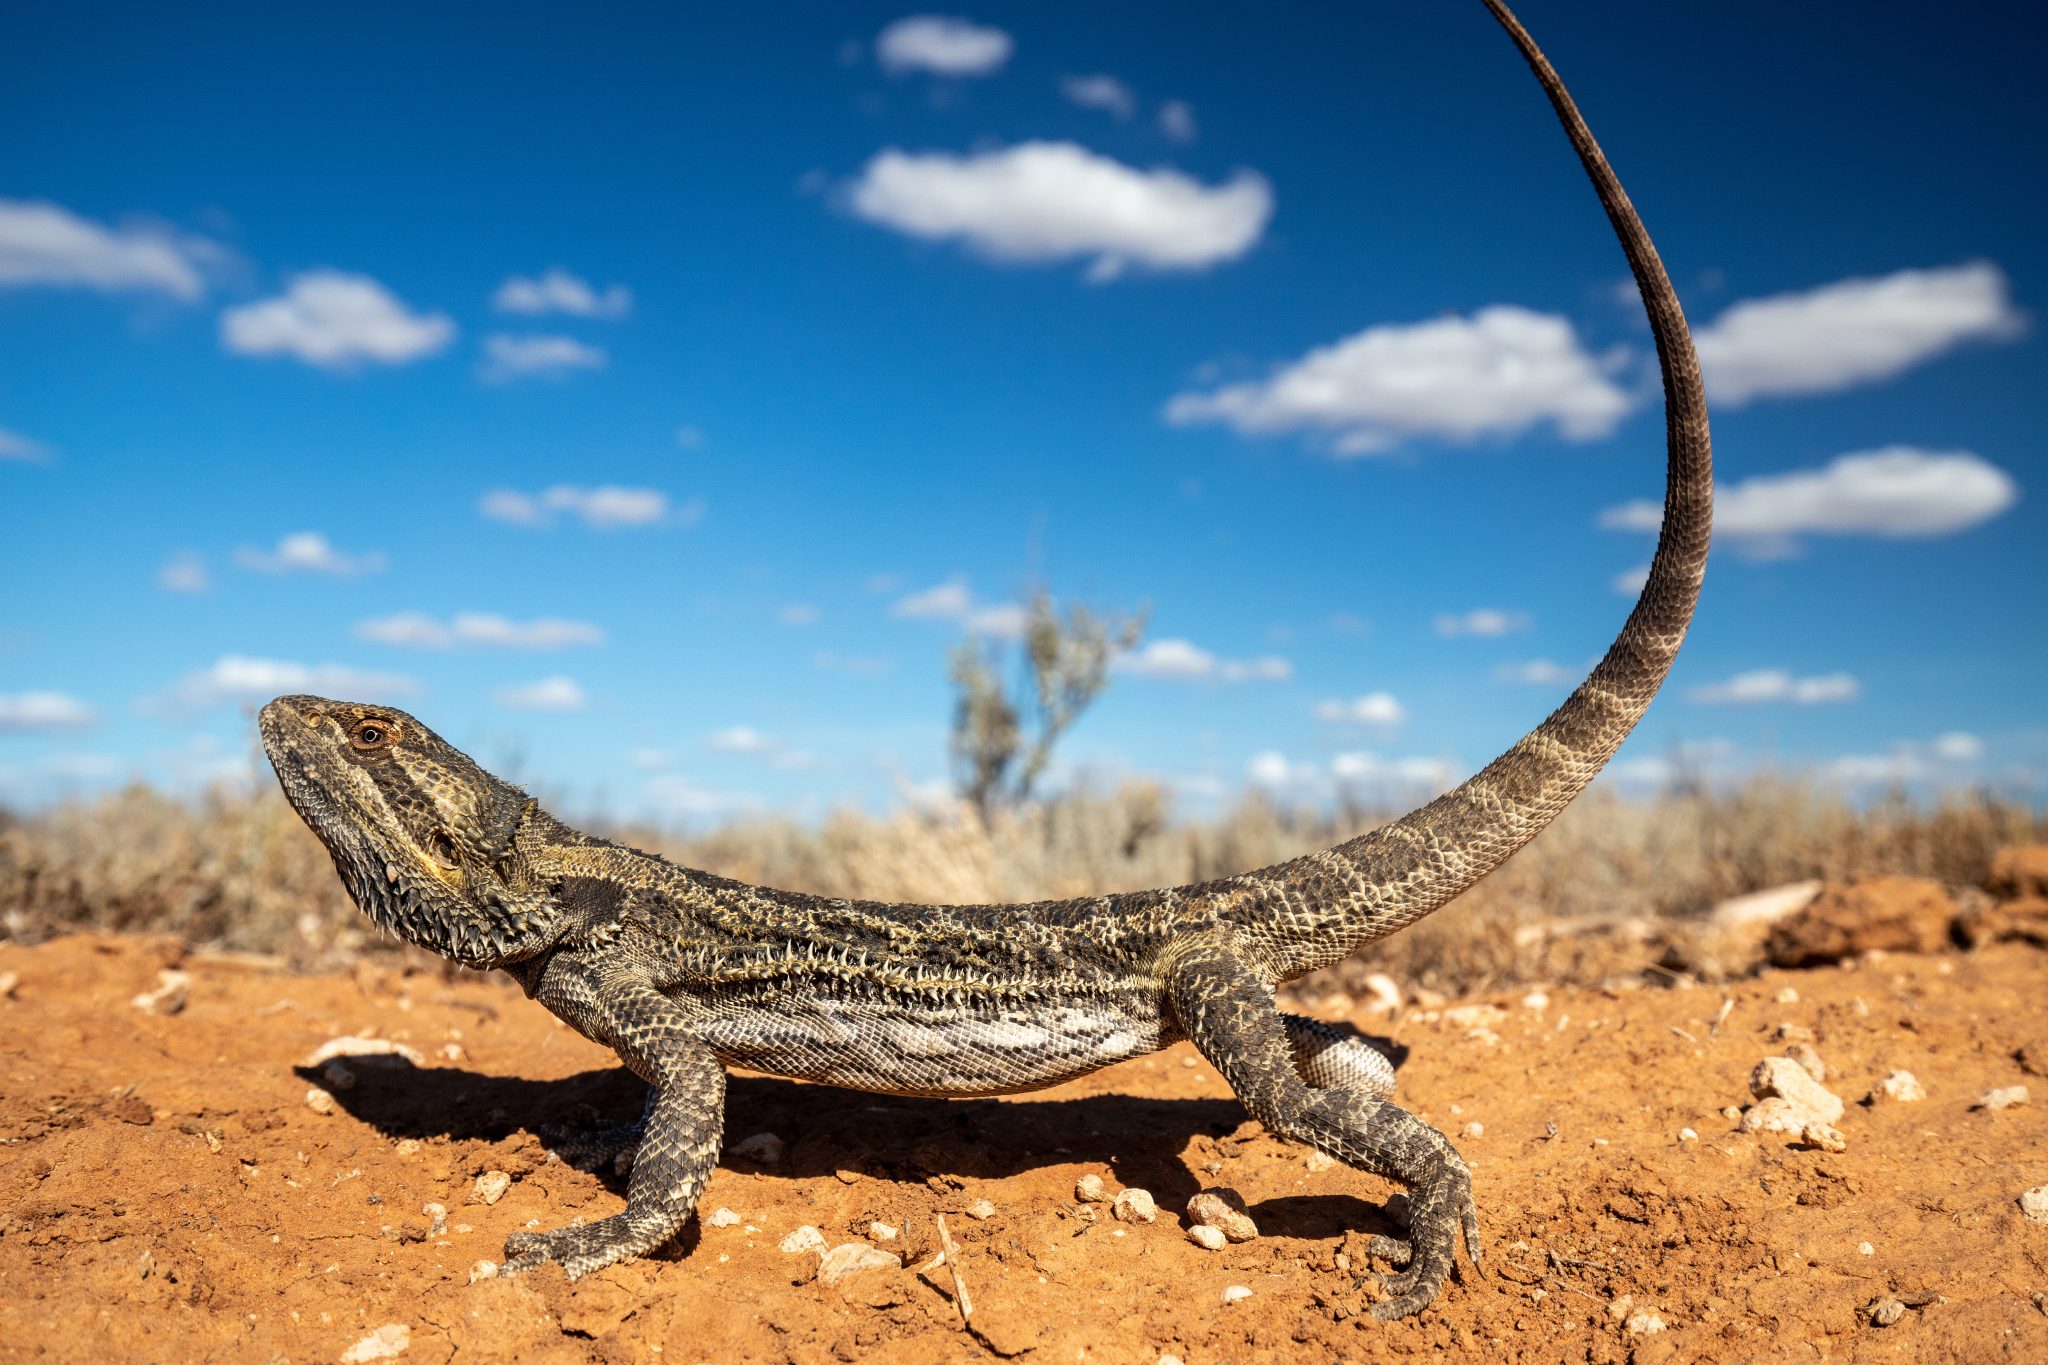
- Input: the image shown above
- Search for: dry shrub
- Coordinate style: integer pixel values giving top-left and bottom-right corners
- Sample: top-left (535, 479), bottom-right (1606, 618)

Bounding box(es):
top-left (2, 777), bottom-right (2038, 989)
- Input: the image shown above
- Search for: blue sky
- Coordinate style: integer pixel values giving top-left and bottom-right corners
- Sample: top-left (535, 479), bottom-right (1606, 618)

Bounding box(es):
top-left (3, 2), bottom-right (2043, 821)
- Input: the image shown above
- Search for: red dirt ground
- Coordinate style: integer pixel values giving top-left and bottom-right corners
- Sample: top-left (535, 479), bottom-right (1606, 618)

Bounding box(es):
top-left (1, 933), bottom-right (2044, 1363)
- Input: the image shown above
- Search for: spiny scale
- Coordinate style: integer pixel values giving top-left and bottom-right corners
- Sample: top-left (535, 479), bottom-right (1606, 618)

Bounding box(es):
top-left (258, 0), bottom-right (1708, 1321)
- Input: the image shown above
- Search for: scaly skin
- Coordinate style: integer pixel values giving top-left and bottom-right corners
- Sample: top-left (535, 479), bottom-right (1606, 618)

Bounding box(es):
top-left (258, 0), bottom-right (1709, 1319)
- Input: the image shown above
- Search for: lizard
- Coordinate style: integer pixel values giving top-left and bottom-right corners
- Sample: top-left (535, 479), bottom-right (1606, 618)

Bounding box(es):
top-left (258, 0), bottom-right (1709, 1320)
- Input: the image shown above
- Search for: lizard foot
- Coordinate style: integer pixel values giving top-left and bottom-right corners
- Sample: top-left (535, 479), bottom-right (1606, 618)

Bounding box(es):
top-left (502, 1212), bottom-right (657, 1280)
top-left (1367, 1154), bottom-right (1481, 1320)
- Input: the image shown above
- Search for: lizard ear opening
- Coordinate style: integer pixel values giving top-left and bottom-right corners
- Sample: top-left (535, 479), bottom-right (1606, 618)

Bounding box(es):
top-left (429, 830), bottom-right (460, 870)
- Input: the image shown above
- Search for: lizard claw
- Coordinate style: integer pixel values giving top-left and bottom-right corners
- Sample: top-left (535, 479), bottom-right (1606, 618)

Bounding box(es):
top-left (500, 1215), bottom-right (641, 1281)
top-left (1368, 1154), bottom-right (1481, 1320)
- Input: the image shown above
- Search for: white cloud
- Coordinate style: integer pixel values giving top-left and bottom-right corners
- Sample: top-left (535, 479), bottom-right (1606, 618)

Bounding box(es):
top-left (221, 270), bottom-right (454, 368)
top-left (1694, 263), bottom-right (2025, 405)
top-left (0, 426), bottom-right (52, 463)
top-left (1117, 638), bottom-right (1291, 683)
top-left (707, 725), bottom-right (813, 772)
top-left (1157, 100), bottom-right (1198, 143)
top-left (1494, 659), bottom-right (1578, 686)
top-left (646, 774), bottom-right (762, 818)
top-left (1600, 447), bottom-right (2019, 554)
top-left (1602, 738), bottom-right (1739, 789)
top-left (0, 691), bottom-right (98, 732)
top-left (778, 603), bottom-right (822, 626)
top-left (479, 485), bottom-right (698, 530)
top-left (889, 578), bottom-right (1026, 637)
top-left (1061, 74), bottom-right (1136, 120)
top-left (494, 675), bottom-right (587, 711)
top-left (1931, 731), bottom-right (1985, 762)
top-left (235, 531), bottom-right (386, 576)
top-left (628, 747), bottom-right (672, 771)
top-left (1249, 749), bottom-right (1457, 794)
top-left (355, 612), bottom-right (605, 649)
top-left (1817, 733), bottom-right (1987, 788)
top-left (154, 656), bottom-right (418, 710)
top-left (1166, 306), bottom-right (1630, 454)
top-left (491, 268), bottom-right (630, 319)
top-left (1688, 669), bottom-right (1860, 706)
top-left (1434, 608), bottom-right (1529, 638)
top-left (1314, 692), bottom-right (1407, 725)
top-left (1610, 563), bottom-right (1650, 596)
top-left (965, 603), bottom-right (1029, 638)
top-left (157, 552), bottom-right (209, 594)
top-left (479, 333), bottom-right (607, 383)
top-left (0, 198), bottom-right (212, 298)
top-left (874, 15), bottom-right (1012, 76)
top-left (847, 141), bottom-right (1272, 281)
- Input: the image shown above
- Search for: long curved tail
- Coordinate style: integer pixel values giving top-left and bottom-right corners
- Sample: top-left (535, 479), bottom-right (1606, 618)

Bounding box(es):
top-left (1225, 0), bottom-right (1712, 982)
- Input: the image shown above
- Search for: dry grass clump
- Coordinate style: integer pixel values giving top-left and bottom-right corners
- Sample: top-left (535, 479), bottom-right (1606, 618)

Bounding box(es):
top-left (2, 777), bottom-right (2039, 989)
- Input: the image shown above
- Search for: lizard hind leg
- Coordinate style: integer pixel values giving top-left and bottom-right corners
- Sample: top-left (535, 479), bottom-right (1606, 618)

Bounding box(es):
top-left (1169, 939), bottom-right (1480, 1320)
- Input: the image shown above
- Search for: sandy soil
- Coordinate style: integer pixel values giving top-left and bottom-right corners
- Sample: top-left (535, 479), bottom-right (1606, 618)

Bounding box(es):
top-left (1, 932), bottom-right (2044, 1364)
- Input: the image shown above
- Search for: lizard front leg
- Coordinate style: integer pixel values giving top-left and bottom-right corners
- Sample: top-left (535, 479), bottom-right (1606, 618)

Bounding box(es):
top-left (1170, 937), bottom-right (1479, 1320)
top-left (504, 969), bottom-right (725, 1279)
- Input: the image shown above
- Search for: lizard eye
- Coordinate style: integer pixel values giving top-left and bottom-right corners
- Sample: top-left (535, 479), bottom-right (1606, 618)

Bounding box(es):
top-left (350, 718), bottom-right (398, 751)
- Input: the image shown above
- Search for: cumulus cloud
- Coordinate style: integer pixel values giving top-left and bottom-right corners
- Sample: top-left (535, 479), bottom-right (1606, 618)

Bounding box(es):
top-left (0, 691), bottom-right (98, 732)
top-left (1248, 749), bottom-right (1458, 794)
top-left (494, 675), bottom-right (587, 711)
top-left (1434, 608), bottom-right (1529, 638)
top-left (1494, 659), bottom-right (1579, 686)
top-left (153, 656), bottom-right (418, 711)
top-left (1061, 73), bottom-right (1136, 120)
top-left (355, 612), bottom-right (605, 649)
top-left (157, 552), bottom-right (209, 594)
top-left (1688, 669), bottom-right (1860, 705)
top-left (1116, 638), bottom-right (1291, 682)
top-left (1314, 692), bottom-right (1407, 725)
top-left (889, 578), bottom-right (1026, 637)
top-left (1157, 100), bottom-right (1198, 143)
top-left (0, 198), bottom-right (214, 298)
top-left (478, 333), bottom-right (607, 383)
top-left (1820, 732), bottom-right (1989, 788)
top-left (491, 268), bottom-right (631, 319)
top-left (1166, 306), bottom-right (1630, 454)
top-left (221, 270), bottom-right (454, 368)
top-left (874, 15), bottom-right (1013, 76)
top-left (646, 774), bottom-right (762, 818)
top-left (0, 426), bottom-right (52, 463)
top-left (1600, 447), bottom-right (2019, 554)
top-left (479, 485), bottom-right (700, 530)
top-left (847, 141), bottom-right (1272, 281)
top-left (234, 531), bottom-right (386, 576)
top-left (707, 725), bottom-right (813, 772)
top-left (1610, 563), bottom-right (1650, 596)
top-left (1694, 263), bottom-right (2025, 405)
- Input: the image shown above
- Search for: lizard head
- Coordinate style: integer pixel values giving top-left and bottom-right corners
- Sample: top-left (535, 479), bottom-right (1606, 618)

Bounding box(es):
top-left (259, 694), bottom-right (564, 968)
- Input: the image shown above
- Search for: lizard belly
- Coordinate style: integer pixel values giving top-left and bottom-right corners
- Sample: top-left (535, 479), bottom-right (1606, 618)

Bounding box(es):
top-left (699, 994), bottom-right (1166, 1097)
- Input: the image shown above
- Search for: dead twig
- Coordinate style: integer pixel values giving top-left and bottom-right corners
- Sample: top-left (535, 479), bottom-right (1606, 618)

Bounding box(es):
top-left (935, 1213), bottom-right (973, 1324)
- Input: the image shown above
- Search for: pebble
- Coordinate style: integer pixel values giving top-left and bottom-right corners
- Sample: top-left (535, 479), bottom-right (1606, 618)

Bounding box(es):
top-left (868, 1221), bottom-right (898, 1242)
top-left (1187, 1190), bottom-right (1258, 1243)
top-left (1112, 1188), bottom-right (1158, 1224)
top-left (1521, 989), bottom-right (1550, 1011)
top-left (778, 1225), bottom-right (826, 1255)
top-left (1784, 1043), bottom-right (1827, 1084)
top-left (1677, 1128), bottom-right (1699, 1143)
top-left (1739, 1097), bottom-right (1814, 1135)
top-left (1075, 1173), bottom-right (1111, 1203)
top-left (1461, 1122), bottom-right (1485, 1139)
top-left (2020, 1186), bottom-right (2048, 1225)
top-left (339, 1324), bottom-right (411, 1363)
top-left (321, 1060), bottom-right (358, 1092)
top-left (1801, 1122), bottom-right (1847, 1153)
top-left (1978, 1085), bottom-right (2030, 1111)
top-left (1160, 1356), bottom-right (1186, 1365)
top-left (964, 1199), bottom-right (997, 1221)
top-left (1625, 1309), bottom-right (1666, 1335)
top-left (816, 1242), bottom-right (901, 1286)
top-left (1775, 987), bottom-right (1800, 1004)
top-left (473, 1171), bottom-right (511, 1206)
top-left (0, 970), bottom-right (18, 999)
top-left (1772, 1022), bottom-right (1815, 1043)
top-left (1749, 1056), bottom-right (1845, 1124)
top-left (706, 1207), bottom-right (741, 1228)
top-left (1187, 1224), bottom-right (1228, 1251)
top-left (468, 1260), bottom-right (498, 1283)
top-left (304, 1087), bottom-right (335, 1116)
top-left (1220, 1285), bottom-right (1253, 1305)
top-left (1305, 1149), bottom-right (1337, 1173)
top-left (1869, 1297), bottom-right (1907, 1328)
top-left (1873, 1071), bottom-right (1925, 1103)
top-left (1362, 973), bottom-right (1402, 1014)
top-left (131, 969), bottom-right (192, 1017)
top-left (730, 1132), bottom-right (786, 1165)
top-left (1858, 1242), bottom-right (1875, 1256)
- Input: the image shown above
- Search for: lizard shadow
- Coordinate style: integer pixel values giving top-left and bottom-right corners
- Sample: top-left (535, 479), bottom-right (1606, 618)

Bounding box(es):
top-left (300, 1041), bottom-right (1408, 1246)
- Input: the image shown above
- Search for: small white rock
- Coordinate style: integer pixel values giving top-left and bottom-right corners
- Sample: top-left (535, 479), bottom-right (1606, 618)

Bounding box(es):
top-left (1461, 1121), bottom-right (1485, 1139)
top-left (1784, 1042), bottom-right (1827, 1084)
top-left (1625, 1309), bottom-right (1666, 1336)
top-left (1521, 989), bottom-right (1550, 1011)
top-left (1750, 1056), bottom-right (1845, 1124)
top-left (1775, 987), bottom-right (1800, 1004)
top-left (1739, 1097), bottom-right (1812, 1135)
top-left (964, 1198), bottom-right (997, 1221)
top-left (1075, 1173), bottom-right (1111, 1203)
top-left (730, 1131), bottom-right (786, 1164)
top-left (779, 1225), bottom-right (825, 1254)
top-left (1677, 1128), bottom-right (1699, 1143)
top-left (1801, 1122), bottom-right (1847, 1153)
top-left (706, 1207), bottom-right (740, 1228)
top-left (2020, 1185), bottom-right (2048, 1225)
top-left (1187, 1224), bottom-right (1228, 1251)
top-left (1606, 1294), bottom-right (1634, 1320)
top-left (816, 1241), bottom-right (902, 1286)
top-left (339, 1323), bottom-right (411, 1363)
top-left (1305, 1149), bottom-right (1337, 1173)
top-left (1186, 1190), bottom-right (1258, 1243)
top-left (473, 1171), bottom-right (511, 1206)
top-left (1870, 1297), bottom-right (1907, 1328)
top-left (304, 1087), bottom-right (335, 1116)
top-left (868, 1220), bottom-right (898, 1241)
top-left (130, 969), bottom-right (192, 1017)
top-left (1220, 1285), bottom-right (1253, 1305)
top-left (1362, 973), bottom-right (1402, 1014)
top-left (1979, 1085), bottom-right (2030, 1111)
top-left (1159, 1356), bottom-right (1186, 1365)
top-left (468, 1260), bottom-right (498, 1283)
top-left (1858, 1242), bottom-right (1875, 1256)
top-left (1873, 1071), bottom-right (1926, 1103)
top-left (1112, 1188), bottom-right (1158, 1224)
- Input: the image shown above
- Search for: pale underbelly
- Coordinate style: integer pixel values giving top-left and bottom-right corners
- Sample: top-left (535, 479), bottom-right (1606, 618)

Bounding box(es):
top-left (698, 996), bottom-right (1170, 1097)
